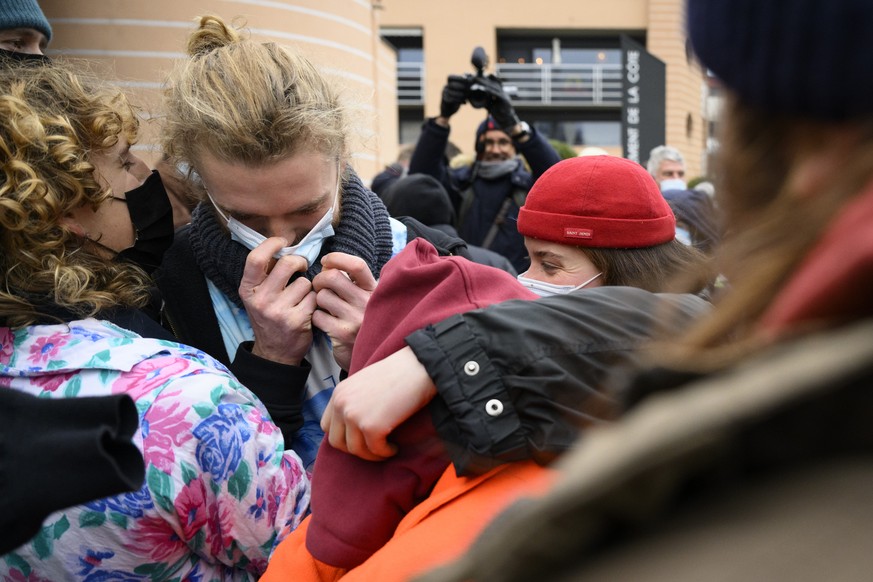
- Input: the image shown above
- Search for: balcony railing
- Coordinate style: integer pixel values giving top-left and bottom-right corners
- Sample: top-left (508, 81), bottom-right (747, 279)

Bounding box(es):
top-left (496, 63), bottom-right (623, 106)
top-left (397, 62), bottom-right (425, 105)
top-left (396, 62), bottom-right (623, 107)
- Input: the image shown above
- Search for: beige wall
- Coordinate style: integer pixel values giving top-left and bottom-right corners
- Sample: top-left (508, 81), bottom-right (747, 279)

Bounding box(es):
top-left (39, 0), bottom-right (705, 181)
top-left (378, 0), bottom-right (707, 178)
top-left (41, 0), bottom-right (395, 181)
top-left (646, 0), bottom-right (707, 179)
top-left (374, 36), bottom-right (401, 167)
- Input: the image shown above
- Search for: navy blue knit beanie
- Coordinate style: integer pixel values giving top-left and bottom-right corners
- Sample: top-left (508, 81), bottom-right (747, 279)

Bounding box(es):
top-left (475, 115), bottom-right (501, 148)
top-left (687, 0), bottom-right (873, 120)
top-left (0, 0), bottom-right (51, 42)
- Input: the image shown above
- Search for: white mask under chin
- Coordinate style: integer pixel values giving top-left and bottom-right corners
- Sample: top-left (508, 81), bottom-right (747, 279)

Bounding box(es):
top-left (207, 191), bottom-right (336, 266)
top-left (516, 272), bottom-right (603, 297)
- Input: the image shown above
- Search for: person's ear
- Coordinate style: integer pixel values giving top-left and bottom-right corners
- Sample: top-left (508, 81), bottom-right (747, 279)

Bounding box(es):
top-left (59, 213), bottom-right (87, 237)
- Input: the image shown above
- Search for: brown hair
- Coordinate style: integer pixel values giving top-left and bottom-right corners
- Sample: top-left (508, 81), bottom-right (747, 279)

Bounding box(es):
top-left (583, 239), bottom-right (711, 294)
top-left (662, 95), bottom-right (873, 369)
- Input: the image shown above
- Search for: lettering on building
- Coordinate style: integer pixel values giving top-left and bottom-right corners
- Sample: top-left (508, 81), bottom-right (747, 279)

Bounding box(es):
top-left (626, 128), bottom-right (639, 162)
top-left (624, 50), bottom-right (641, 162)
top-left (620, 36), bottom-right (665, 167)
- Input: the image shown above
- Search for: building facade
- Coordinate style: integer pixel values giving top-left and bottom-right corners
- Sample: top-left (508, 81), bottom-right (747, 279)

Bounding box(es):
top-left (40, 0), bottom-right (397, 181)
top-left (40, 0), bottom-right (707, 182)
top-left (379, 0), bottom-right (708, 179)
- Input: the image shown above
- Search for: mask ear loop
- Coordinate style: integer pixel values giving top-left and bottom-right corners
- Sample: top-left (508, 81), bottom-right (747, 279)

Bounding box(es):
top-left (287, 169), bottom-right (341, 253)
top-left (205, 191), bottom-right (231, 223)
top-left (573, 271), bottom-right (603, 290)
top-left (80, 231), bottom-right (122, 260)
top-left (333, 161), bottom-right (342, 210)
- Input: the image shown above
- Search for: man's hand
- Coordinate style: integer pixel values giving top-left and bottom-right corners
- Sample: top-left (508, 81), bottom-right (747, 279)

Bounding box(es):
top-left (239, 237), bottom-right (316, 366)
top-left (479, 74), bottom-right (521, 131)
top-left (439, 74), bottom-right (469, 122)
top-left (320, 347), bottom-right (438, 460)
top-left (311, 252), bottom-right (377, 371)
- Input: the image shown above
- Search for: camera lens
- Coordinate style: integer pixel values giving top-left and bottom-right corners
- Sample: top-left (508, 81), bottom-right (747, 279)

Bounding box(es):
top-left (469, 90), bottom-right (487, 108)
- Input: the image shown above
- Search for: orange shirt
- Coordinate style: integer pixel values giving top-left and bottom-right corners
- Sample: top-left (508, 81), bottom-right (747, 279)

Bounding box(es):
top-left (260, 460), bottom-right (556, 582)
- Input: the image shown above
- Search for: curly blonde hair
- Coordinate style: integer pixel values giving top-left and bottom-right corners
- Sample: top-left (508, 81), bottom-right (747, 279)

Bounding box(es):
top-left (162, 14), bottom-right (348, 193)
top-left (0, 63), bottom-right (151, 328)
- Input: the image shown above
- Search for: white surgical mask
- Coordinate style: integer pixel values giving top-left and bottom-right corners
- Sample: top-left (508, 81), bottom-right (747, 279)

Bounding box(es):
top-left (516, 271), bottom-right (603, 297)
top-left (675, 226), bottom-right (692, 246)
top-left (659, 178), bottom-right (687, 192)
top-left (207, 170), bottom-right (340, 265)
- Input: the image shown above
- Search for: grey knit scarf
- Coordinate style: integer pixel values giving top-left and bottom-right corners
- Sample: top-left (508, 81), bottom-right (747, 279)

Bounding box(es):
top-left (188, 169), bottom-right (394, 310)
top-left (475, 158), bottom-right (522, 181)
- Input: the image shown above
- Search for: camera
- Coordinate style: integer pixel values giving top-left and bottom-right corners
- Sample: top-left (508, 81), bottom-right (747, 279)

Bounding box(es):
top-left (465, 46), bottom-right (491, 109)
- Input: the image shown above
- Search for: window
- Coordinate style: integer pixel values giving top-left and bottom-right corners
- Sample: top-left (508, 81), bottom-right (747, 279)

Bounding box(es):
top-left (382, 29), bottom-right (425, 106)
top-left (399, 108), bottom-right (424, 145)
top-left (533, 119), bottom-right (622, 147)
top-left (560, 48), bottom-right (621, 66)
top-left (497, 33), bottom-right (643, 65)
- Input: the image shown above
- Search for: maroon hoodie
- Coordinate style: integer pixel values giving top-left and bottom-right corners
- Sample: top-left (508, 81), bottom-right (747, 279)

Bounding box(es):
top-left (306, 238), bottom-right (537, 568)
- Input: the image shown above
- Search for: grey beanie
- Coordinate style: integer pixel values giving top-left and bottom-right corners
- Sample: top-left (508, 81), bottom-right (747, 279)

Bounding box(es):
top-left (0, 0), bottom-right (52, 42)
top-left (687, 0), bottom-right (873, 121)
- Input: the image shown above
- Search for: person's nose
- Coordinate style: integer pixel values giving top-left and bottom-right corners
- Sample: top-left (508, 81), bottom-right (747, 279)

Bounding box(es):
top-left (24, 40), bottom-right (43, 54)
top-left (129, 154), bottom-right (152, 184)
top-left (263, 219), bottom-right (304, 245)
top-left (522, 263), bottom-right (545, 279)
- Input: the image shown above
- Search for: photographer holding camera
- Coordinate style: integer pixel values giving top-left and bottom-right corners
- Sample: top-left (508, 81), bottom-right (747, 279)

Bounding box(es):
top-left (408, 51), bottom-right (561, 272)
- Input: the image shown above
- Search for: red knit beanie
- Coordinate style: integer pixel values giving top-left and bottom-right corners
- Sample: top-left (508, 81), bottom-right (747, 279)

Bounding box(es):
top-left (517, 156), bottom-right (676, 248)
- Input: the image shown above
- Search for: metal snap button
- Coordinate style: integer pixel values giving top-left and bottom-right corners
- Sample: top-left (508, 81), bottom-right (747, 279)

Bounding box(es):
top-left (485, 399), bottom-right (504, 416)
top-left (464, 361), bottom-right (480, 376)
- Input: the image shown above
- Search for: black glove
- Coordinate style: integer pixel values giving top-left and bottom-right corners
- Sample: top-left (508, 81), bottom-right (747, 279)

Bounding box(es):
top-left (477, 74), bottom-right (521, 130)
top-left (440, 75), bottom-right (468, 120)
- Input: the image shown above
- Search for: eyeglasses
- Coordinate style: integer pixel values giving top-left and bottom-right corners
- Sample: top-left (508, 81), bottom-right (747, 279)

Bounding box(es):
top-left (481, 138), bottom-right (513, 149)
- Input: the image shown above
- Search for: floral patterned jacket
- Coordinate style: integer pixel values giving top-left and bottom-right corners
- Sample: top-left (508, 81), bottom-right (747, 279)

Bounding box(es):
top-left (0, 319), bottom-right (310, 582)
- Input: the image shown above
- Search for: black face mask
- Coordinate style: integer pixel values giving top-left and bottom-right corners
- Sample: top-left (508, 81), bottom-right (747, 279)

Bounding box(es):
top-left (0, 49), bottom-right (50, 66)
top-left (115, 170), bottom-right (175, 273)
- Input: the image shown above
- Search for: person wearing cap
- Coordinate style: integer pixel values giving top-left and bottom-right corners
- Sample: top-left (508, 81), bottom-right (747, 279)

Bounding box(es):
top-left (408, 71), bottom-right (561, 273)
top-left (0, 0), bottom-right (51, 60)
top-left (391, 0), bottom-right (873, 579)
top-left (370, 143), bottom-right (416, 199)
top-left (515, 155), bottom-right (706, 297)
